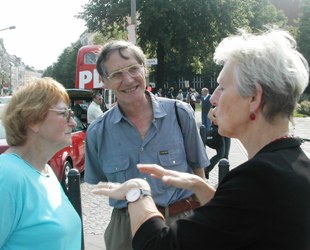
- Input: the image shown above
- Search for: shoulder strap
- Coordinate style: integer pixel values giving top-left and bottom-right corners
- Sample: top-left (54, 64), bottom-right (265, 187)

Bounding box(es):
top-left (175, 101), bottom-right (182, 133)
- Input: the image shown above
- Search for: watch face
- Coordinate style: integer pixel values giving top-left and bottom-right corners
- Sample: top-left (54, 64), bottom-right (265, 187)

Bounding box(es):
top-left (126, 188), bottom-right (141, 202)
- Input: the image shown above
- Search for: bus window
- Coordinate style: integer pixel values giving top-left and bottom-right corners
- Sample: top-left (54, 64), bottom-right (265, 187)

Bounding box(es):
top-left (84, 53), bottom-right (97, 64)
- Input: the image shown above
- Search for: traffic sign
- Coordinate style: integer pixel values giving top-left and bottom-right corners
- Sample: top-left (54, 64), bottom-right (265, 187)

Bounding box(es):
top-left (146, 58), bottom-right (158, 65)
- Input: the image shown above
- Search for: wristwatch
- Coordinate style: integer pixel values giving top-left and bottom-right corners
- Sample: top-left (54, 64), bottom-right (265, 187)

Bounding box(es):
top-left (125, 188), bottom-right (151, 203)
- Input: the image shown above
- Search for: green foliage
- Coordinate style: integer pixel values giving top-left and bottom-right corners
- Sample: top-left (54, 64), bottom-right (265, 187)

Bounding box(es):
top-left (297, 100), bottom-right (310, 116)
top-left (43, 42), bottom-right (82, 88)
top-left (297, 0), bottom-right (310, 75)
top-left (299, 93), bottom-right (310, 102)
top-left (76, 0), bottom-right (287, 88)
top-left (92, 24), bottom-right (128, 44)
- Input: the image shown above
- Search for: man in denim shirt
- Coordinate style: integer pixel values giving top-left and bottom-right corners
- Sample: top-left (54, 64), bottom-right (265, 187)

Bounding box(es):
top-left (85, 40), bottom-right (209, 250)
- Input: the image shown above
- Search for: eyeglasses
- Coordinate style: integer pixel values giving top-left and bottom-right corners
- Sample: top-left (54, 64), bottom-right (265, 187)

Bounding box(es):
top-left (49, 108), bottom-right (75, 122)
top-left (105, 64), bottom-right (144, 84)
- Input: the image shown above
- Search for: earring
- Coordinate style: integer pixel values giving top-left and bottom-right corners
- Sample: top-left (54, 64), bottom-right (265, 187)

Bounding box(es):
top-left (250, 113), bottom-right (256, 121)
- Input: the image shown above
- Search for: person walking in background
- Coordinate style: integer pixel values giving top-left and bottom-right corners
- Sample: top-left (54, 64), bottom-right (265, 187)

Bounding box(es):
top-left (154, 87), bottom-right (162, 97)
top-left (187, 88), bottom-right (197, 111)
top-left (166, 87), bottom-right (174, 99)
top-left (91, 28), bottom-right (310, 250)
top-left (0, 77), bottom-right (82, 249)
top-left (176, 89), bottom-right (183, 101)
top-left (201, 87), bottom-right (212, 131)
top-left (87, 91), bottom-right (103, 124)
top-left (84, 40), bottom-right (209, 250)
top-left (204, 107), bottom-right (230, 179)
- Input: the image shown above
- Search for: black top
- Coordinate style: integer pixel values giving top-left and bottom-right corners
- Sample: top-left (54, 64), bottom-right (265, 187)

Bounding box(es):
top-left (133, 138), bottom-right (310, 250)
top-left (201, 94), bottom-right (211, 114)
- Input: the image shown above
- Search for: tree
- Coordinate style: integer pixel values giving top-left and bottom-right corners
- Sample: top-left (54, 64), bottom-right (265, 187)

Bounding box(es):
top-left (297, 0), bottom-right (310, 63)
top-left (78, 0), bottom-right (287, 89)
top-left (0, 39), bottom-right (10, 89)
top-left (296, 0), bottom-right (310, 94)
top-left (43, 42), bottom-right (82, 88)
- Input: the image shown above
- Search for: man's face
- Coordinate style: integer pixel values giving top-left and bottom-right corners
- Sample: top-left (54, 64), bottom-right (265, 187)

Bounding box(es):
top-left (94, 95), bottom-right (103, 105)
top-left (103, 49), bottom-right (146, 105)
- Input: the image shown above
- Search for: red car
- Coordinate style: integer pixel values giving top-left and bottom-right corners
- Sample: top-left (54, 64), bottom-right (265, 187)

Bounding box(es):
top-left (48, 115), bottom-right (87, 187)
top-left (0, 105), bottom-right (7, 154)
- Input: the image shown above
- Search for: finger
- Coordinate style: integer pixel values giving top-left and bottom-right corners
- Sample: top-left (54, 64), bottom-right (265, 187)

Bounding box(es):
top-left (92, 187), bottom-right (126, 200)
top-left (137, 164), bottom-right (166, 176)
top-left (92, 188), bottom-right (109, 195)
top-left (96, 182), bottom-right (120, 190)
top-left (162, 175), bottom-right (191, 189)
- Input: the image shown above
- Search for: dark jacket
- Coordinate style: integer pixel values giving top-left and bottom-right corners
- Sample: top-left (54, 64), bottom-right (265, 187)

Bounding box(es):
top-left (201, 94), bottom-right (211, 114)
top-left (133, 138), bottom-right (310, 250)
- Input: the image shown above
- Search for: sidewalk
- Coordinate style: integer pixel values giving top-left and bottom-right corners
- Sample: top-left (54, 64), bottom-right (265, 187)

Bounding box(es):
top-left (82, 113), bottom-right (310, 250)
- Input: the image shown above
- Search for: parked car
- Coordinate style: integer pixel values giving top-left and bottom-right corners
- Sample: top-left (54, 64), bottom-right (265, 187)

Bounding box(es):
top-left (67, 88), bottom-right (93, 123)
top-left (0, 127), bottom-right (6, 153)
top-left (0, 104), bottom-right (7, 154)
top-left (48, 115), bottom-right (87, 188)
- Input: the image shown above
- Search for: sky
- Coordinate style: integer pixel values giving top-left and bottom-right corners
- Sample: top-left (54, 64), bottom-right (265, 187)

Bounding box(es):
top-left (0, 0), bottom-right (89, 70)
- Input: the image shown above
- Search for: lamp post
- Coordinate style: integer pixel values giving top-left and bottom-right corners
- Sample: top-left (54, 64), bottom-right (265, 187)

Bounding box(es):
top-left (0, 26), bottom-right (16, 32)
top-left (128, 0), bottom-right (136, 44)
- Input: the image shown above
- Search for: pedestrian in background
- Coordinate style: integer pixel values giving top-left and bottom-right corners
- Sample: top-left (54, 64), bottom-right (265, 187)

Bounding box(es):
top-left (204, 107), bottom-right (230, 179)
top-left (87, 91), bottom-right (104, 124)
top-left (0, 77), bottom-right (82, 249)
top-left (85, 40), bottom-right (209, 250)
top-left (166, 87), bottom-right (174, 99)
top-left (176, 89), bottom-right (183, 101)
top-left (154, 87), bottom-right (162, 97)
top-left (92, 28), bottom-right (310, 250)
top-left (200, 87), bottom-right (212, 131)
top-left (187, 88), bottom-right (197, 111)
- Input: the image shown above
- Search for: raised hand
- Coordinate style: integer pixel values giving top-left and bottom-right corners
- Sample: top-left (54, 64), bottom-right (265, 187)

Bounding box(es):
top-left (137, 164), bottom-right (202, 191)
top-left (137, 164), bottom-right (215, 205)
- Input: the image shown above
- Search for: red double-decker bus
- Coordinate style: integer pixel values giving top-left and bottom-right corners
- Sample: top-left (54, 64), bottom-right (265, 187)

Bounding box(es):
top-left (75, 45), bottom-right (115, 109)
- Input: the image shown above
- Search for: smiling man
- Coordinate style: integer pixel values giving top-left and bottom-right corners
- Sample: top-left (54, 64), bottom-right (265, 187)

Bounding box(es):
top-left (84, 40), bottom-right (209, 250)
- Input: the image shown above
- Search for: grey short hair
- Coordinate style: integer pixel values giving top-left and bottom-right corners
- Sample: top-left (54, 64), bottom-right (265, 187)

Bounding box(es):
top-left (96, 40), bottom-right (147, 79)
top-left (213, 28), bottom-right (309, 121)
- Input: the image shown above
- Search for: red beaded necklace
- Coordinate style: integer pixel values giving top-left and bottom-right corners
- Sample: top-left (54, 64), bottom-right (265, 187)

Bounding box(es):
top-left (272, 135), bottom-right (292, 142)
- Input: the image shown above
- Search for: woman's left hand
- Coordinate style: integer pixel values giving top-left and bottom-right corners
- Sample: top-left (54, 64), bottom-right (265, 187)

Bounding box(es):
top-left (137, 164), bottom-right (216, 205)
top-left (137, 164), bottom-right (201, 191)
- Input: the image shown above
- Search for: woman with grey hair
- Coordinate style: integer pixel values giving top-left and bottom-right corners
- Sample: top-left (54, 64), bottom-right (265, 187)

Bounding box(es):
top-left (92, 29), bottom-right (310, 249)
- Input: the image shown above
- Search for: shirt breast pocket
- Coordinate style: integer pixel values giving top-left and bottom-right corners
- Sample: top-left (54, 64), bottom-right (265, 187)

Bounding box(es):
top-left (157, 147), bottom-right (185, 170)
top-left (103, 156), bottom-right (134, 183)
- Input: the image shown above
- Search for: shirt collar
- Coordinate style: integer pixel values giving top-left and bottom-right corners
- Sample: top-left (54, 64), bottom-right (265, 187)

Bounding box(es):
top-left (109, 91), bottom-right (167, 124)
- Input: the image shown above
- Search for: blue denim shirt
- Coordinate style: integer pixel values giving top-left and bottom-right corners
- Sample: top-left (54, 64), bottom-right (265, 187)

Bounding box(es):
top-left (85, 93), bottom-right (209, 208)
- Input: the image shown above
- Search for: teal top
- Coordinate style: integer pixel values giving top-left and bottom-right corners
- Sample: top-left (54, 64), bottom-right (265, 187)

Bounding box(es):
top-left (0, 154), bottom-right (82, 250)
